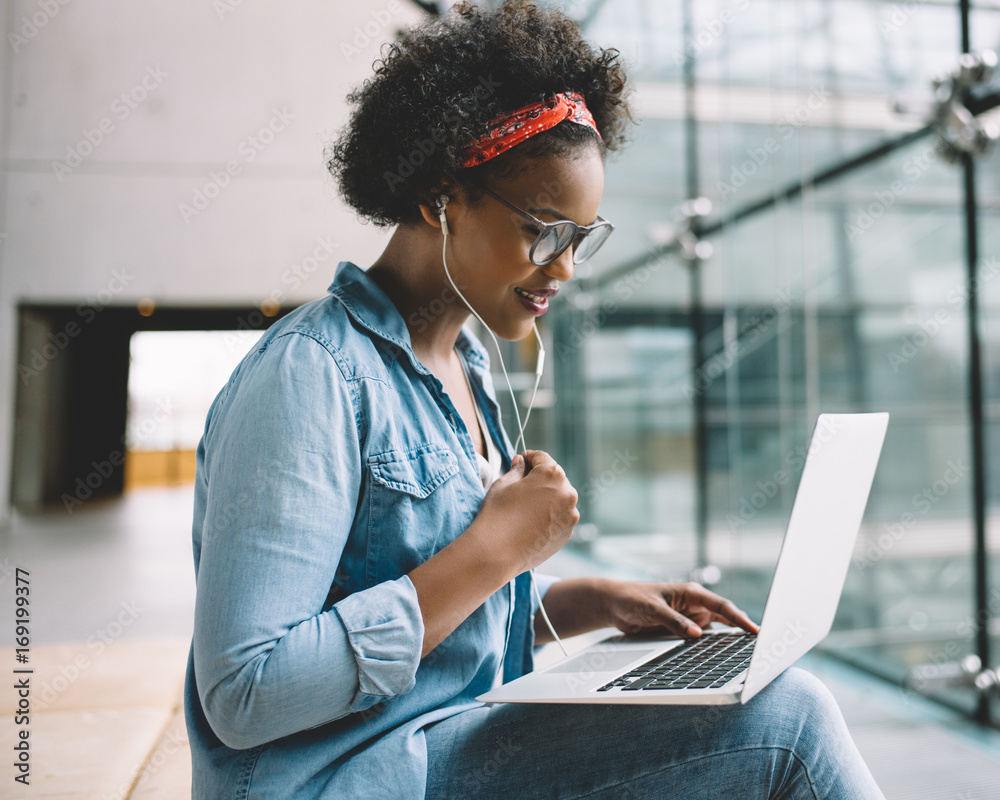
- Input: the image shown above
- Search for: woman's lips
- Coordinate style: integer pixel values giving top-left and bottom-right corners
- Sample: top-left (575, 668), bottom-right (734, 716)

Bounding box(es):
top-left (515, 287), bottom-right (551, 315)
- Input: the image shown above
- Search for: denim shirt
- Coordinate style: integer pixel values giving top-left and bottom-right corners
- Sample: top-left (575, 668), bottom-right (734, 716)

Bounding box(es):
top-left (184, 261), bottom-right (561, 799)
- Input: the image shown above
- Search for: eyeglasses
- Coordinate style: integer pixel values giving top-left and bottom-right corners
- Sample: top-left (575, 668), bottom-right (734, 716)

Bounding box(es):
top-left (476, 184), bottom-right (615, 267)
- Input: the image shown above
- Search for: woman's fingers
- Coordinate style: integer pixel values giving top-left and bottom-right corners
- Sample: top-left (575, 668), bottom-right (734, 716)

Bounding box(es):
top-left (619, 595), bottom-right (702, 638)
top-left (668, 609), bottom-right (703, 637)
top-left (608, 580), bottom-right (759, 639)
top-left (675, 583), bottom-right (759, 634)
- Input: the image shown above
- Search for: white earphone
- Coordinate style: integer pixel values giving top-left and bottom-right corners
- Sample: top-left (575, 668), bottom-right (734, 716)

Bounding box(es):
top-left (434, 192), bottom-right (566, 657)
top-left (437, 194), bottom-right (450, 234)
top-left (435, 192), bottom-right (544, 455)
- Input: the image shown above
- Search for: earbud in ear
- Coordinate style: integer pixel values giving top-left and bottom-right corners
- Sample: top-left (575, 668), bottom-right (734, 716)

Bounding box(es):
top-left (437, 195), bottom-right (450, 235)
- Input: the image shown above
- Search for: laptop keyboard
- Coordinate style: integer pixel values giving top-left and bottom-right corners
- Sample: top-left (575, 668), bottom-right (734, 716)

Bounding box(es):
top-left (597, 632), bottom-right (757, 692)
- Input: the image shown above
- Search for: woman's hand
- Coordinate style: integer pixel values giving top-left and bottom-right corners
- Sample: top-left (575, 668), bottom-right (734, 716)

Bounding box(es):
top-left (601, 579), bottom-right (759, 638)
top-left (532, 577), bottom-right (759, 645)
top-left (473, 450), bottom-right (580, 577)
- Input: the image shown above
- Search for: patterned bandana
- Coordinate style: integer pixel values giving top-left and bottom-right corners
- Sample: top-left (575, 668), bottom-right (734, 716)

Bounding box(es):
top-left (460, 91), bottom-right (601, 168)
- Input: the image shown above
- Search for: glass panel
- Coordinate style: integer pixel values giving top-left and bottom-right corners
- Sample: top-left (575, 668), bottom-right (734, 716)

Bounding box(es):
top-left (699, 0), bottom-right (960, 96)
top-left (578, 325), bottom-right (698, 579)
top-left (704, 163), bottom-right (980, 704)
top-left (530, 0), bottom-right (1000, 722)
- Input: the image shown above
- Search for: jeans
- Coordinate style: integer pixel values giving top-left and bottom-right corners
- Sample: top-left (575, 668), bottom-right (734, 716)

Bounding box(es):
top-left (424, 667), bottom-right (885, 799)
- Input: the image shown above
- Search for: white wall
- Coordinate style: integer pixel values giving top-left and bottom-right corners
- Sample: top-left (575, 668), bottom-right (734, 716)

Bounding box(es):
top-left (0, 0), bottom-right (424, 525)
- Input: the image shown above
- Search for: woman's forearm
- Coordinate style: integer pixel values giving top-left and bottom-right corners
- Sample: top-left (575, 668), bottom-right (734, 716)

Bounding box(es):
top-left (408, 519), bottom-right (518, 658)
top-left (532, 577), bottom-right (612, 645)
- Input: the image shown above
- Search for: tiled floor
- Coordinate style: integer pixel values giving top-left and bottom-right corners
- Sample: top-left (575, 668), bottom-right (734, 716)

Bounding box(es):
top-left (2, 485), bottom-right (999, 799)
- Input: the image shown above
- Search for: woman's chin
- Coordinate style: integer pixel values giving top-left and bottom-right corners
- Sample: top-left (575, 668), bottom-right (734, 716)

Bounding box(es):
top-left (473, 304), bottom-right (541, 341)
top-left (510, 318), bottom-right (539, 341)
top-left (477, 315), bottom-right (533, 342)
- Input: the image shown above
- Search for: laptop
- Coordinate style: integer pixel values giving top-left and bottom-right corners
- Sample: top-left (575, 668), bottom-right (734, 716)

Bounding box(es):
top-left (477, 412), bottom-right (889, 706)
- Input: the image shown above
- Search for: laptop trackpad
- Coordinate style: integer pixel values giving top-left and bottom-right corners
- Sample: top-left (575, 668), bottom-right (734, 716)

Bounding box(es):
top-left (544, 648), bottom-right (659, 674)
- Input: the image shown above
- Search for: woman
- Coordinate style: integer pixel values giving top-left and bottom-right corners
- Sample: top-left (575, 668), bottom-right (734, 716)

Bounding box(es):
top-left (184, 2), bottom-right (886, 798)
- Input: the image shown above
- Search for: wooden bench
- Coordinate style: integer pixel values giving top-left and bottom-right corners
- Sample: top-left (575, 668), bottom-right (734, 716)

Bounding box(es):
top-left (0, 637), bottom-right (191, 798)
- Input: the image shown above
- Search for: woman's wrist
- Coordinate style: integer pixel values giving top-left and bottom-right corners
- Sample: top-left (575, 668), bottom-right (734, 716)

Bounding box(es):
top-left (587, 577), bottom-right (623, 630)
top-left (464, 515), bottom-right (528, 584)
top-left (535, 576), bottom-right (618, 640)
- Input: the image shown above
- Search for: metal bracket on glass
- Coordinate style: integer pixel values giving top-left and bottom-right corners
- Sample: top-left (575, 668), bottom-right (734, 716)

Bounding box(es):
top-left (929, 49), bottom-right (1000, 163)
top-left (904, 654), bottom-right (1000, 697)
top-left (646, 197), bottom-right (714, 266)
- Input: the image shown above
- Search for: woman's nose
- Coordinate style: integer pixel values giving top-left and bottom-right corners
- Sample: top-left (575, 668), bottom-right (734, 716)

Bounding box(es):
top-left (542, 246), bottom-right (575, 283)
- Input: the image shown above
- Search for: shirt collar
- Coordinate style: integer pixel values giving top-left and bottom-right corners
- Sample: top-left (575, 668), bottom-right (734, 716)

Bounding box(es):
top-left (327, 261), bottom-right (491, 373)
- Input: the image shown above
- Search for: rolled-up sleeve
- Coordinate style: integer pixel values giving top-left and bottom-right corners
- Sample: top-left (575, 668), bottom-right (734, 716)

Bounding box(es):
top-left (192, 331), bottom-right (423, 751)
top-left (334, 576), bottom-right (424, 698)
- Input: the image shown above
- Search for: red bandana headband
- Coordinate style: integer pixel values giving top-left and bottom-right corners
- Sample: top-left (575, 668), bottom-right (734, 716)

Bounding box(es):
top-left (460, 91), bottom-right (601, 168)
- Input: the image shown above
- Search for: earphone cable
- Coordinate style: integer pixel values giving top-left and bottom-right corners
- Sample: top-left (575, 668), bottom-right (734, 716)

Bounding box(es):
top-left (439, 217), bottom-right (568, 658)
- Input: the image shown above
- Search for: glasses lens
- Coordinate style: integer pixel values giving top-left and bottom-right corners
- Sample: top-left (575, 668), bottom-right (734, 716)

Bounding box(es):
top-left (572, 224), bottom-right (613, 264)
top-left (532, 223), bottom-right (578, 265)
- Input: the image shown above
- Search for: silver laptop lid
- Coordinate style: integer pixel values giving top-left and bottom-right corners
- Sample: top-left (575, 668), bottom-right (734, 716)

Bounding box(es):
top-left (741, 412), bottom-right (889, 703)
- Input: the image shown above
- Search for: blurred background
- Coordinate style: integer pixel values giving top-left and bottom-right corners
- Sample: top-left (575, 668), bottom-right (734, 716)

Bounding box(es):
top-left (2, 0), bottom-right (1000, 795)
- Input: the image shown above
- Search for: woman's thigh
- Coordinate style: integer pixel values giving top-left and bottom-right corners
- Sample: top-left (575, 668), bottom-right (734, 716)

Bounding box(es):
top-left (424, 668), bottom-right (885, 800)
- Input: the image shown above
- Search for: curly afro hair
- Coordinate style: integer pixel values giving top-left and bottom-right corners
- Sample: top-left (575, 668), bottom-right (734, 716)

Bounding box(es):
top-left (327, 0), bottom-right (632, 227)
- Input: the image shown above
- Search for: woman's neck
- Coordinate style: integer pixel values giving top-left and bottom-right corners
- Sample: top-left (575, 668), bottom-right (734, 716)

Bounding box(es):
top-left (367, 228), bottom-right (472, 366)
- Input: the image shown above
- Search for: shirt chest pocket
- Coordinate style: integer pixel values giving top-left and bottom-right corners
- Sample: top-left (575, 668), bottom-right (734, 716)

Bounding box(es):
top-left (364, 443), bottom-right (466, 585)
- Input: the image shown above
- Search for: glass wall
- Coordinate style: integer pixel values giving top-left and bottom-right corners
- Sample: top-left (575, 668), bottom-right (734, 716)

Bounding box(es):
top-left (491, 0), bottom-right (1000, 724)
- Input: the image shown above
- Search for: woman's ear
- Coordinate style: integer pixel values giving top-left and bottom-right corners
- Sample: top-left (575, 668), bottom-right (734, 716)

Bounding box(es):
top-left (417, 200), bottom-right (444, 229)
top-left (417, 186), bottom-right (459, 229)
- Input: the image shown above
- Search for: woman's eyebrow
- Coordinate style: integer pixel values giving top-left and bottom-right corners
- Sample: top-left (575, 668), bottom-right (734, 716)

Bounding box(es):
top-left (529, 206), bottom-right (598, 226)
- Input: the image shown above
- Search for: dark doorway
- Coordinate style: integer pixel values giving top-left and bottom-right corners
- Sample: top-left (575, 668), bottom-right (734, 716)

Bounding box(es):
top-left (11, 304), bottom-right (290, 513)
